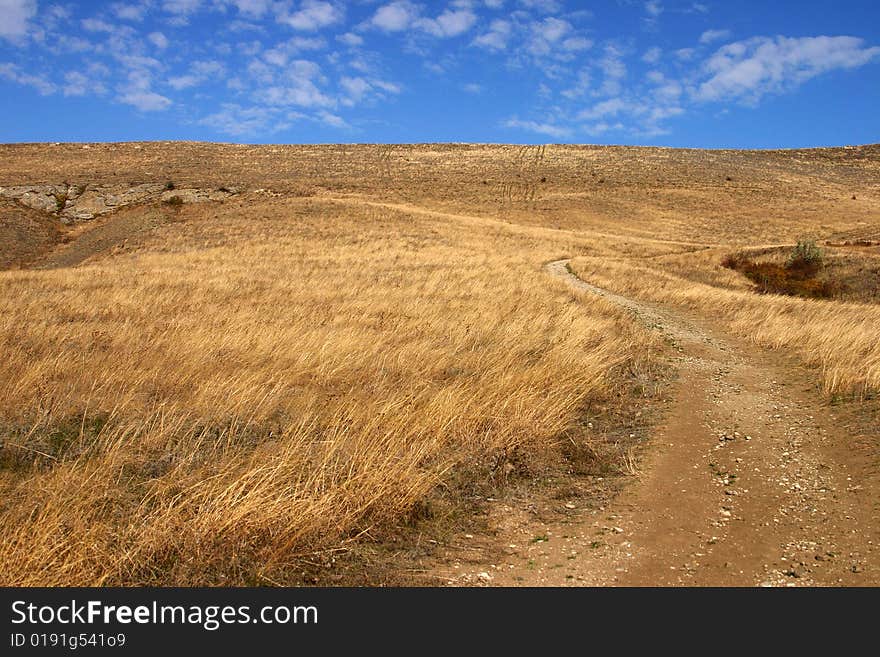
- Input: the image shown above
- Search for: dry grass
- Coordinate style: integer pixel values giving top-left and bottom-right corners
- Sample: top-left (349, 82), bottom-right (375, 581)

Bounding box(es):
top-left (1, 142), bottom-right (877, 586)
top-left (0, 197), bottom-right (658, 585)
top-left (570, 256), bottom-right (880, 397)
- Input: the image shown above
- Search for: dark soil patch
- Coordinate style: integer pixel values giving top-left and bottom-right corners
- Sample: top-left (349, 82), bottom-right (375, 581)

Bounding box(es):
top-left (0, 200), bottom-right (64, 269)
top-left (722, 249), bottom-right (846, 299)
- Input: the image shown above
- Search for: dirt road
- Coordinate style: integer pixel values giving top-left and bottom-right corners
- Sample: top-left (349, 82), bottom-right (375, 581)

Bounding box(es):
top-left (436, 259), bottom-right (878, 586)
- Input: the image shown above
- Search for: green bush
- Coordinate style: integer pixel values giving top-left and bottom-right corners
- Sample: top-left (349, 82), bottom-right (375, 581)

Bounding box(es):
top-left (786, 239), bottom-right (823, 275)
top-left (722, 242), bottom-right (842, 299)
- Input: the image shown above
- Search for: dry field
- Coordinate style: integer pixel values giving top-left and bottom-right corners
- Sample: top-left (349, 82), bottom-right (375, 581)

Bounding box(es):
top-left (0, 143), bottom-right (877, 586)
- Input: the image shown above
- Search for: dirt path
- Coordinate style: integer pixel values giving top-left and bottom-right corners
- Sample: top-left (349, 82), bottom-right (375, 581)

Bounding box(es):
top-left (321, 195), bottom-right (715, 249)
top-left (434, 259), bottom-right (879, 586)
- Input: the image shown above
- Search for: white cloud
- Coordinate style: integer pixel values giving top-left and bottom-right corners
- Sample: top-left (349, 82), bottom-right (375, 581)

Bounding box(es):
top-left (262, 37), bottom-right (325, 66)
top-left (582, 121), bottom-right (623, 136)
top-left (596, 46), bottom-right (627, 96)
top-left (644, 1), bottom-right (663, 17)
top-left (369, 2), bottom-right (476, 39)
top-left (82, 18), bottom-right (116, 33)
top-left (562, 37), bottom-right (592, 52)
top-left (260, 82), bottom-right (332, 107)
top-left (0, 62), bottom-right (55, 94)
top-left (168, 60), bottom-right (223, 90)
top-left (229, 0), bottom-right (271, 17)
top-left (62, 71), bottom-right (89, 96)
top-left (168, 74), bottom-right (199, 90)
top-left (527, 17), bottom-right (574, 56)
top-left (370, 1), bottom-right (418, 32)
top-left (647, 71), bottom-right (682, 102)
top-left (254, 60), bottom-right (333, 108)
top-left (339, 75), bottom-right (399, 106)
top-left (316, 109), bottom-right (349, 128)
top-left (416, 8), bottom-right (477, 38)
top-left (200, 103), bottom-right (287, 135)
top-left (117, 67), bottom-right (172, 111)
top-left (518, 0), bottom-right (561, 12)
top-left (337, 32), bottom-right (363, 47)
top-left (534, 17), bottom-right (570, 44)
top-left (163, 0), bottom-right (201, 14)
top-left (247, 58), bottom-right (275, 84)
top-left (370, 78), bottom-right (400, 94)
top-left (675, 47), bottom-right (696, 60)
top-left (120, 90), bottom-right (172, 111)
top-left (116, 54), bottom-right (163, 71)
top-left (264, 49), bottom-right (287, 67)
top-left (279, 1), bottom-right (343, 31)
top-left (561, 69), bottom-right (590, 99)
top-left (0, 0), bottom-right (36, 41)
top-left (642, 47), bottom-right (661, 64)
top-left (149, 32), bottom-right (170, 49)
top-left (503, 118), bottom-right (572, 138)
top-left (112, 3), bottom-right (149, 21)
top-left (462, 82), bottom-right (482, 94)
top-left (577, 97), bottom-right (629, 121)
top-left (340, 76), bottom-right (370, 102)
top-left (699, 29), bottom-right (731, 45)
top-left (646, 105), bottom-right (683, 121)
top-left (63, 70), bottom-right (106, 97)
top-left (696, 35), bottom-right (880, 103)
top-left (473, 19), bottom-right (511, 50)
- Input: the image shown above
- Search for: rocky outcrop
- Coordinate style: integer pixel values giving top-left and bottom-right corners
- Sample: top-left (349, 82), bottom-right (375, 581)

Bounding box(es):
top-left (0, 185), bottom-right (71, 215)
top-left (0, 183), bottom-right (238, 222)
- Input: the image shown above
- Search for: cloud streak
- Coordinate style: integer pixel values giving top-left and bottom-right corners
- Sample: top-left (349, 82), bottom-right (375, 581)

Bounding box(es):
top-left (696, 36), bottom-right (880, 103)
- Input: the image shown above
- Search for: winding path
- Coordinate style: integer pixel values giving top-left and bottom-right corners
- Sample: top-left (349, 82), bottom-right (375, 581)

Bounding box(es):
top-left (439, 260), bottom-right (879, 586)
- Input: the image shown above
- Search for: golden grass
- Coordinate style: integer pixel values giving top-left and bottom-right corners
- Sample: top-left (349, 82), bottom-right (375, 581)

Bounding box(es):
top-left (0, 198), bottom-right (658, 585)
top-left (2, 142), bottom-right (877, 586)
top-left (570, 256), bottom-right (880, 396)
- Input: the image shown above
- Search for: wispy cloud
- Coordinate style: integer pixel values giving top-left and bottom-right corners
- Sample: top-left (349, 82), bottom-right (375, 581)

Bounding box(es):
top-left (120, 89), bottom-right (172, 111)
top-left (503, 118), bottom-right (572, 138)
top-left (699, 29), bottom-right (731, 45)
top-left (200, 103), bottom-right (289, 135)
top-left (111, 3), bottom-right (149, 22)
top-left (0, 0), bottom-right (37, 41)
top-left (368, 2), bottom-right (476, 39)
top-left (369, 1), bottom-right (419, 33)
top-left (416, 7), bottom-right (477, 38)
top-left (0, 62), bottom-right (55, 94)
top-left (696, 36), bottom-right (880, 103)
top-left (278, 1), bottom-right (344, 32)
top-left (473, 19), bottom-right (511, 51)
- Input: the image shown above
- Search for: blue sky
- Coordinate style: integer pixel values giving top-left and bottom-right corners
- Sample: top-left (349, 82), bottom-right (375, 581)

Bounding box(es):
top-left (0, 1), bottom-right (878, 147)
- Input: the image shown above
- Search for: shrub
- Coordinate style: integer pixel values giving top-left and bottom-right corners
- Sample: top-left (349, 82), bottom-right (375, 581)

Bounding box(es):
top-left (722, 243), bottom-right (842, 299)
top-left (164, 195), bottom-right (184, 207)
top-left (786, 239), bottom-right (823, 276)
top-left (53, 191), bottom-right (68, 213)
